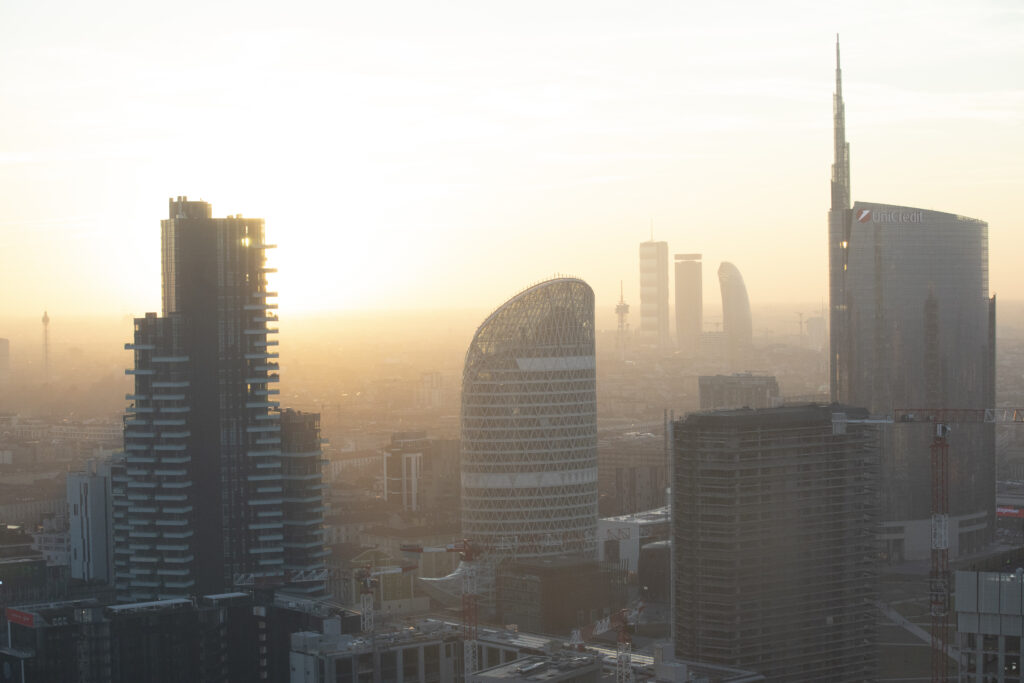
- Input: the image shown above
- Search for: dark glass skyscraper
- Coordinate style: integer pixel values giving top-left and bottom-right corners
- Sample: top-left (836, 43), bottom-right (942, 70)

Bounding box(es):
top-left (827, 41), bottom-right (996, 559)
top-left (115, 198), bottom-right (326, 601)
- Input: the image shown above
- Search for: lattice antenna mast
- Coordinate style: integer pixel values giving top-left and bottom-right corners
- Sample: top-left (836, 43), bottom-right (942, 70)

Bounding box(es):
top-left (615, 281), bottom-right (630, 359)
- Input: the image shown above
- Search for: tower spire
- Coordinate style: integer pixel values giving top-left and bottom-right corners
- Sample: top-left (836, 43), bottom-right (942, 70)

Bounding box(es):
top-left (831, 34), bottom-right (850, 211)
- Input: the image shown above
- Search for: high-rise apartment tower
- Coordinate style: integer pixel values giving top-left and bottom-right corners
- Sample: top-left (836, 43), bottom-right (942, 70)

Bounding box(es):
top-left (115, 198), bottom-right (326, 601)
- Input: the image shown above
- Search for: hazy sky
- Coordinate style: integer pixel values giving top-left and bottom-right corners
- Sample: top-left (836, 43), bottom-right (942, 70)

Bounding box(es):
top-left (2, 0), bottom-right (1021, 321)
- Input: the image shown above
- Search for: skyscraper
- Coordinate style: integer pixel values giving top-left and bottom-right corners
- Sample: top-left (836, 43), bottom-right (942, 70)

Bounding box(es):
top-left (461, 277), bottom-right (598, 558)
top-left (674, 254), bottom-right (702, 355)
top-left (672, 405), bottom-right (879, 682)
top-left (827, 40), bottom-right (996, 559)
top-left (115, 197), bottom-right (325, 601)
top-left (639, 240), bottom-right (671, 348)
top-left (717, 262), bottom-right (752, 370)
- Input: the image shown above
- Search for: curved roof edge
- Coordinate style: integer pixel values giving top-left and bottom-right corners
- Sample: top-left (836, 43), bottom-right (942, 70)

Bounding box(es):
top-left (475, 276), bottom-right (592, 333)
top-left (853, 200), bottom-right (987, 226)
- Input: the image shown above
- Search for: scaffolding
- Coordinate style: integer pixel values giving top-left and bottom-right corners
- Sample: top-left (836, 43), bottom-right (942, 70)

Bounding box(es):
top-left (672, 405), bottom-right (879, 682)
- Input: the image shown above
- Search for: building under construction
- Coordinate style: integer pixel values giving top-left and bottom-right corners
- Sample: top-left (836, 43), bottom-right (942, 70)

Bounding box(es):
top-left (597, 424), bottom-right (668, 516)
top-left (672, 404), bottom-right (879, 682)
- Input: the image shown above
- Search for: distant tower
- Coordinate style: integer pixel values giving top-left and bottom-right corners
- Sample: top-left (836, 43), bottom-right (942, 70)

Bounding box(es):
top-left (639, 240), bottom-right (671, 348)
top-left (0, 337), bottom-right (9, 389)
top-left (41, 310), bottom-right (50, 383)
top-left (615, 281), bottom-right (630, 359)
top-left (674, 254), bottom-right (702, 355)
top-left (717, 263), bottom-right (752, 370)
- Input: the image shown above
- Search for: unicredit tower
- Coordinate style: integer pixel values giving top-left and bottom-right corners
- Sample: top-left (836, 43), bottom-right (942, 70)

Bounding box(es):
top-left (828, 39), bottom-right (995, 561)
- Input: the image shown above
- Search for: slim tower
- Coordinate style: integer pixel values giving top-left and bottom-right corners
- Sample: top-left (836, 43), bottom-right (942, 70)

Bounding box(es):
top-left (828, 35), bottom-right (851, 402)
top-left (638, 240), bottom-right (671, 348)
top-left (717, 262), bottom-right (753, 371)
top-left (615, 281), bottom-right (630, 359)
top-left (674, 254), bottom-right (702, 355)
top-left (41, 310), bottom-right (50, 383)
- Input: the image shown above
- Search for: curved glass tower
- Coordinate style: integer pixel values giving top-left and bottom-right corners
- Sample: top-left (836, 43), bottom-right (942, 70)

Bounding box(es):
top-left (827, 39), bottom-right (995, 559)
top-left (461, 277), bottom-right (598, 558)
top-left (718, 262), bottom-right (753, 370)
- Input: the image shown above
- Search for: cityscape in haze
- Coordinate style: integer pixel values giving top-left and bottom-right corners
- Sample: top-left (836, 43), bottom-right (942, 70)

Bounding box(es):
top-left (2, 2), bottom-right (1024, 682)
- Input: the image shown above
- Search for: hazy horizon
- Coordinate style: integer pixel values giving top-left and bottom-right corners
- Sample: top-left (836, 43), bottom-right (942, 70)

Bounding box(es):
top-left (1, 0), bottom-right (1021, 321)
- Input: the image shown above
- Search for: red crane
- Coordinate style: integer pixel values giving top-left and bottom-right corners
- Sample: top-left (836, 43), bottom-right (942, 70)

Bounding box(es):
top-left (891, 408), bottom-right (1024, 683)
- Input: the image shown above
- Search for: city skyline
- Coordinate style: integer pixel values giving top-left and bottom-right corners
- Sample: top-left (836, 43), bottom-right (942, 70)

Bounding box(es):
top-left (1, 1), bottom-right (1021, 320)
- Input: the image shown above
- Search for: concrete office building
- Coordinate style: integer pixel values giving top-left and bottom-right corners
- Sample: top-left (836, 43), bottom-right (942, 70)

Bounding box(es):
top-left (672, 405), bottom-right (879, 682)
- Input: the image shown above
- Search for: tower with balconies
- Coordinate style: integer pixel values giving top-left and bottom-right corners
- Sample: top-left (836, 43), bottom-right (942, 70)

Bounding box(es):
top-left (115, 197), bottom-right (325, 601)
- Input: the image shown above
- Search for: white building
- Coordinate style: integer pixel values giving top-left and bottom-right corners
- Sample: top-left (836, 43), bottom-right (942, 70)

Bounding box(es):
top-left (67, 457), bottom-right (115, 583)
top-left (596, 507), bottom-right (670, 574)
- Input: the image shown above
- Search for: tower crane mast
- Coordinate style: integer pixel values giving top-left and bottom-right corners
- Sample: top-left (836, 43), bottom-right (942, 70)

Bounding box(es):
top-left (841, 408), bottom-right (1024, 683)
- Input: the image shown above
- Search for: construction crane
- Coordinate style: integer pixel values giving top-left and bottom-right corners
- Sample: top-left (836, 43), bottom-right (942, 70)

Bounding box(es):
top-left (568, 605), bottom-right (642, 683)
top-left (354, 563), bottom-right (417, 634)
top-left (841, 408), bottom-right (1024, 683)
top-left (401, 539), bottom-right (481, 677)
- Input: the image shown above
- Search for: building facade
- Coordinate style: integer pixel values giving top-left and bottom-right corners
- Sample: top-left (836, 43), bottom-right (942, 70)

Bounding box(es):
top-left (717, 262), bottom-right (752, 371)
top-left (698, 374), bottom-right (779, 411)
top-left (639, 241), bottom-right (671, 348)
top-left (672, 405), bottom-right (879, 682)
top-left (674, 254), bottom-right (702, 355)
top-left (67, 458), bottom-right (114, 584)
top-left (461, 278), bottom-right (598, 559)
top-left (827, 41), bottom-right (996, 560)
top-left (114, 198), bottom-right (325, 602)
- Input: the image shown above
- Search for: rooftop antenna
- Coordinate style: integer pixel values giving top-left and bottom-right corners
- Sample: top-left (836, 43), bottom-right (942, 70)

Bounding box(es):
top-left (615, 281), bottom-right (630, 361)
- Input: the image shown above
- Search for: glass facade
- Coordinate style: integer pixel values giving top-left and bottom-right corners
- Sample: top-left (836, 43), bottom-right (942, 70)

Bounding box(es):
top-left (461, 278), bottom-right (598, 558)
top-left (717, 262), bottom-right (752, 371)
top-left (835, 201), bottom-right (995, 553)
